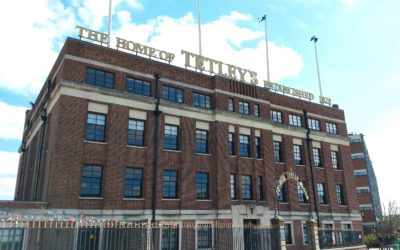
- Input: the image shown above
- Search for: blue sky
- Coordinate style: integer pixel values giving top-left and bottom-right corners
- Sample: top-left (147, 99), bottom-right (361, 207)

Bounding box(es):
top-left (0, 0), bottom-right (399, 208)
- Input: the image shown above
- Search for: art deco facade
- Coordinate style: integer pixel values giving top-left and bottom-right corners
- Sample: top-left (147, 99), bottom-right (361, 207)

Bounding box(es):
top-left (11, 37), bottom-right (363, 249)
top-left (349, 133), bottom-right (382, 233)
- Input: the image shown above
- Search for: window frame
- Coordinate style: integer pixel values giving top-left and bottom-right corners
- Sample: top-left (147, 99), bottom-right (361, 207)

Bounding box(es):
top-left (308, 118), bottom-right (321, 131)
top-left (255, 137), bottom-right (262, 159)
top-left (238, 101), bottom-right (250, 115)
top-left (126, 77), bottom-right (151, 96)
top-left (331, 150), bottom-right (340, 169)
top-left (271, 110), bottom-right (283, 123)
top-left (85, 112), bottom-right (106, 142)
top-left (257, 176), bottom-right (264, 201)
top-left (195, 129), bottom-right (209, 154)
top-left (317, 183), bottom-right (327, 204)
top-left (162, 170), bottom-right (179, 199)
top-left (241, 175), bottom-right (253, 200)
top-left (164, 124), bottom-right (179, 150)
top-left (284, 223), bottom-right (293, 245)
top-left (162, 85), bottom-right (184, 103)
top-left (228, 133), bottom-right (235, 156)
top-left (192, 92), bottom-right (211, 109)
top-left (326, 122), bottom-right (338, 134)
top-left (86, 68), bottom-right (114, 89)
top-left (313, 148), bottom-right (321, 167)
top-left (297, 181), bottom-right (307, 203)
top-left (254, 104), bottom-right (260, 117)
top-left (273, 141), bottom-right (283, 162)
top-left (289, 114), bottom-right (302, 127)
top-left (80, 164), bottom-right (103, 198)
top-left (196, 172), bottom-right (209, 200)
top-left (293, 144), bottom-right (303, 165)
top-left (128, 119), bottom-right (145, 146)
top-left (230, 174), bottom-right (237, 200)
top-left (336, 184), bottom-right (345, 205)
top-left (239, 134), bottom-right (250, 157)
top-left (123, 167), bottom-right (143, 198)
top-left (196, 223), bottom-right (213, 249)
top-left (228, 98), bottom-right (234, 112)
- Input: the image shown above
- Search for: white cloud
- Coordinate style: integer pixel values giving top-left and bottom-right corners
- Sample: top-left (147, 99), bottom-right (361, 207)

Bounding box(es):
top-left (0, 151), bottom-right (19, 200)
top-left (115, 11), bottom-right (304, 84)
top-left (0, 101), bottom-right (27, 140)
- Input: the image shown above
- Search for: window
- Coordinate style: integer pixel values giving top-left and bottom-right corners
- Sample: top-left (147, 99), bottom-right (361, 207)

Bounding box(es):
top-left (197, 224), bottom-right (212, 249)
top-left (85, 112), bottom-right (106, 142)
top-left (239, 135), bottom-right (250, 157)
top-left (126, 77), bottom-right (151, 96)
top-left (289, 114), bottom-right (302, 127)
top-left (354, 169), bottom-right (367, 176)
top-left (164, 125), bottom-right (179, 150)
top-left (128, 119), bottom-right (145, 146)
top-left (239, 101), bottom-right (250, 115)
top-left (228, 133), bottom-right (235, 156)
top-left (230, 174), bottom-right (237, 199)
top-left (257, 176), bottom-right (264, 201)
top-left (336, 184), bottom-right (345, 205)
top-left (196, 129), bottom-right (208, 154)
top-left (331, 150), bottom-right (340, 169)
top-left (271, 111), bottom-right (283, 123)
top-left (297, 181), bottom-right (307, 203)
top-left (241, 175), bottom-right (253, 200)
top-left (326, 122), bottom-right (338, 134)
top-left (228, 98), bottom-right (234, 112)
top-left (86, 68), bottom-right (114, 89)
top-left (313, 148), bottom-right (321, 167)
top-left (278, 181), bottom-right (287, 203)
top-left (192, 93), bottom-right (211, 109)
top-left (303, 224), bottom-right (310, 245)
top-left (317, 183), bottom-right (327, 204)
top-left (163, 170), bottom-right (178, 198)
top-left (161, 226), bottom-right (179, 250)
top-left (78, 228), bottom-right (100, 250)
top-left (351, 153), bottom-right (364, 160)
top-left (124, 168), bottom-right (143, 198)
top-left (162, 85), bottom-right (183, 103)
top-left (293, 144), bottom-right (303, 165)
top-left (273, 141), bottom-right (283, 162)
top-left (284, 224), bottom-right (293, 245)
top-left (254, 104), bottom-right (260, 117)
top-left (308, 118), bottom-right (321, 131)
top-left (80, 164), bottom-right (102, 197)
top-left (0, 228), bottom-right (24, 250)
top-left (255, 137), bottom-right (261, 159)
top-left (196, 172), bottom-right (209, 200)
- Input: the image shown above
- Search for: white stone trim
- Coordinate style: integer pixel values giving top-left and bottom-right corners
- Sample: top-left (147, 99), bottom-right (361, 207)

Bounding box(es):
top-left (239, 127), bottom-right (251, 135)
top-left (165, 115), bottom-right (180, 125)
top-left (196, 121), bottom-right (209, 130)
top-left (330, 144), bottom-right (339, 151)
top-left (293, 138), bottom-right (302, 145)
top-left (312, 141), bottom-right (321, 148)
top-left (254, 129), bottom-right (260, 137)
top-left (273, 134), bottom-right (282, 142)
top-left (129, 109), bottom-right (147, 120)
top-left (229, 125), bottom-right (235, 133)
top-left (88, 102), bottom-right (108, 114)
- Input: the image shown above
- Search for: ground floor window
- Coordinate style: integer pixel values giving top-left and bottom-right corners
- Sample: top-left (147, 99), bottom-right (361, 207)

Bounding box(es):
top-left (0, 228), bottom-right (23, 250)
top-left (77, 228), bottom-right (100, 250)
top-left (284, 223), bottom-right (293, 245)
top-left (302, 223), bottom-right (310, 245)
top-left (161, 226), bottom-right (179, 250)
top-left (197, 223), bottom-right (213, 249)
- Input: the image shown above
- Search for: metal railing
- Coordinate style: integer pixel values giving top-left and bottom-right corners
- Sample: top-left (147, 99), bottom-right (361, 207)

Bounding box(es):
top-left (318, 230), bottom-right (363, 249)
top-left (0, 222), bottom-right (279, 250)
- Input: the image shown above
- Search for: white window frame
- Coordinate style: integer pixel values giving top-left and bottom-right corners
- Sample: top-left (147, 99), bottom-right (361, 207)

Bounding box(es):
top-left (195, 221), bottom-right (215, 250)
top-left (284, 221), bottom-right (295, 246)
top-left (302, 222), bottom-right (310, 245)
top-left (159, 221), bottom-right (182, 250)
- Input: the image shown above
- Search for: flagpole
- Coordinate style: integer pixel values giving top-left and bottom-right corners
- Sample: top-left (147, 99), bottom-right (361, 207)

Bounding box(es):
top-left (311, 36), bottom-right (323, 98)
top-left (197, 0), bottom-right (202, 56)
top-left (264, 15), bottom-right (270, 82)
top-left (107, 0), bottom-right (113, 48)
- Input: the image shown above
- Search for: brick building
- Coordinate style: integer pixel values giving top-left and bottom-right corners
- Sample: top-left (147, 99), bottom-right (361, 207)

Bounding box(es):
top-left (349, 133), bottom-right (382, 234)
top-left (9, 36), bottom-right (364, 249)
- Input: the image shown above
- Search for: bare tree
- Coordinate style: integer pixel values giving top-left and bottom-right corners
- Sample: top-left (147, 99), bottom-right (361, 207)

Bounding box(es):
top-left (378, 200), bottom-right (400, 234)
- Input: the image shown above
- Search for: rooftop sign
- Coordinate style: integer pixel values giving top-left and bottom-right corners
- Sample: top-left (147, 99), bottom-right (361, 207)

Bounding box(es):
top-left (76, 26), bottom-right (332, 105)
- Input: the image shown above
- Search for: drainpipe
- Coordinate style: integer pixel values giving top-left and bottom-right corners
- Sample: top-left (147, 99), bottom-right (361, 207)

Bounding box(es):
top-left (303, 110), bottom-right (320, 226)
top-left (151, 73), bottom-right (161, 246)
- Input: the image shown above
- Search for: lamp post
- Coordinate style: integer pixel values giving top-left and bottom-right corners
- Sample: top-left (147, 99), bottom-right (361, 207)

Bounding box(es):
top-left (197, 0), bottom-right (202, 56)
top-left (107, 0), bottom-right (113, 48)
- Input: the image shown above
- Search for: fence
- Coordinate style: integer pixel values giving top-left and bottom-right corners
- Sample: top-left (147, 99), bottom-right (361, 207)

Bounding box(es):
top-left (0, 222), bottom-right (279, 250)
top-left (318, 230), bottom-right (363, 249)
